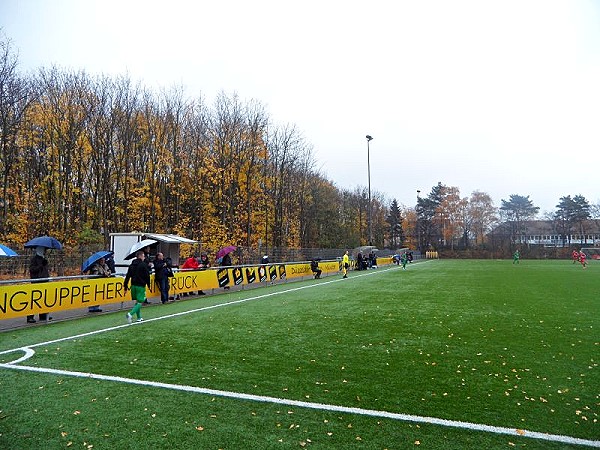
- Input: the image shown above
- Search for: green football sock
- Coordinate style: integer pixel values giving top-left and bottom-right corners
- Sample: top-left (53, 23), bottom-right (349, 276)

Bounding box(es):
top-left (130, 301), bottom-right (143, 319)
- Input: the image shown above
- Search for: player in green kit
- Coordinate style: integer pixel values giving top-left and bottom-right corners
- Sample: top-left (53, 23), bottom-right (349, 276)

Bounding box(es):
top-left (513, 249), bottom-right (520, 264)
top-left (400, 252), bottom-right (408, 270)
top-left (124, 250), bottom-right (151, 323)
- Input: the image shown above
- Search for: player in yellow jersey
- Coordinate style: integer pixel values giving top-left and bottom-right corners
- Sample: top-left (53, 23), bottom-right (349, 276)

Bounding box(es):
top-left (342, 250), bottom-right (349, 278)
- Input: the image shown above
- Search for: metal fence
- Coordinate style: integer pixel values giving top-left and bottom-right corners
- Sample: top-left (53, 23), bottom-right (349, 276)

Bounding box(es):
top-left (0, 245), bottom-right (409, 280)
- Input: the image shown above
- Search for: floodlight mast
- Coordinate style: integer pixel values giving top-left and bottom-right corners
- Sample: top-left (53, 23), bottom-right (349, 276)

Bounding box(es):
top-left (366, 135), bottom-right (373, 245)
top-left (416, 190), bottom-right (421, 252)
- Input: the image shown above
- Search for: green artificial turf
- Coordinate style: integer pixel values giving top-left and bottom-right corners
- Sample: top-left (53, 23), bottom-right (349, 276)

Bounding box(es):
top-left (0, 260), bottom-right (598, 449)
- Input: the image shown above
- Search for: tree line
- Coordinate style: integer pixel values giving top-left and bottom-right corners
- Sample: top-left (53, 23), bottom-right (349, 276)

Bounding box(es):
top-left (415, 184), bottom-right (599, 253)
top-left (1, 36), bottom-right (598, 256)
top-left (0, 36), bottom-right (391, 254)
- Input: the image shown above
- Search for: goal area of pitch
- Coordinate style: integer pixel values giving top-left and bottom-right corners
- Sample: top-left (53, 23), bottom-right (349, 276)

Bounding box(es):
top-left (580, 247), bottom-right (600, 260)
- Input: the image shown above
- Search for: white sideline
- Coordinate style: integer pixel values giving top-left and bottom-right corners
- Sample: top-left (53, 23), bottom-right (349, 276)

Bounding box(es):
top-left (0, 362), bottom-right (597, 448)
top-left (2, 261), bottom-right (597, 448)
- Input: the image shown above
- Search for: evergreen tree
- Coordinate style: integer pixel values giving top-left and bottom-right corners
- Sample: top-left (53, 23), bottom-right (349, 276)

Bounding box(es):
top-left (555, 195), bottom-right (591, 245)
top-left (386, 199), bottom-right (404, 249)
top-left (499, 194), bottom-right (540, 244)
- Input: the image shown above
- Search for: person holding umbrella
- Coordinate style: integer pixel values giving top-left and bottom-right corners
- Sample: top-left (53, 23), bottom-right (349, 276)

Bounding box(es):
top-left (27, 247), bottom-right (51, 323)
top-left (24, 235), bottom-right (62, 323)
top-left (88, 257), bottom-right (112, 312)
top-left (124, 250), bottom-right (151, 323)
top-left (82, 250), bottom-right (114, 313)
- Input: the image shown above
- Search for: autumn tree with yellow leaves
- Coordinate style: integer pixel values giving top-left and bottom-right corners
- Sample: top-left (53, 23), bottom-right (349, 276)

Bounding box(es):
top-left (1, 36), bottom-right (389, 254)
top-left (1, 36), bottom-right (508, 256)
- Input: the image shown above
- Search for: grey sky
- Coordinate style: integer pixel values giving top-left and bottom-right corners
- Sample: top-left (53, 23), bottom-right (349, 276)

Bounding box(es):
top-left (1, 0), bottom-right (598, 213)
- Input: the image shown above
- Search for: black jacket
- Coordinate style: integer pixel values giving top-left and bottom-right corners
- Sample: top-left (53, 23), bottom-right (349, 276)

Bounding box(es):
top-left (154, 258), bottom-right (167, 280)
top-left (124, 258), bottom-right (151, 288)
top-left (29, 255), bottom-right (49, 279)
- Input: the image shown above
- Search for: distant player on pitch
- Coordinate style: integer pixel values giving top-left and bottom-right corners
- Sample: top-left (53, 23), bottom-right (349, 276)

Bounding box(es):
top-left (578, 251), bottom-right (587, 269)
top-left (513, 249), bottom-right (520, 264)
top-left (342, 250), bottom-right (349, 278)
top-left (401, 252), bottom-right (408, 270)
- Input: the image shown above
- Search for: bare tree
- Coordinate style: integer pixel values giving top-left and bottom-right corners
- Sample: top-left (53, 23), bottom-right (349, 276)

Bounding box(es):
top-left (0, 35), bottom-right (37, 238)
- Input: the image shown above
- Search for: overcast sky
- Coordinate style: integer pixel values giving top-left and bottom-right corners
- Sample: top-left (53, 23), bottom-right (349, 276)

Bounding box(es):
top-left (1, 0), bottom-right (598, 214)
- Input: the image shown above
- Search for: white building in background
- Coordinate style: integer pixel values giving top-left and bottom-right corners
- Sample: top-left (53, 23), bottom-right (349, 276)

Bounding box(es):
top-left (489, 220), bottom-right (600, 248)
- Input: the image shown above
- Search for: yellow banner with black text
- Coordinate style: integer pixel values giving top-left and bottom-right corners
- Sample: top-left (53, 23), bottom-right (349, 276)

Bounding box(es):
top-left (0, 261), bottom-right (354, 320)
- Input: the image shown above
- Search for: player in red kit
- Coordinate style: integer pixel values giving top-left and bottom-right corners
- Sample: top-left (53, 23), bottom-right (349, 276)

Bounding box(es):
top-left (578, 251), bottom-right (587, 269)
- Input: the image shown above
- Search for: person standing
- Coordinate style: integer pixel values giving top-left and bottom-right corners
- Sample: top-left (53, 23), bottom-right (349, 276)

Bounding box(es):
top-left (221, 251), bottom-right (232, 289)
top-left (572, 249), bottom-right (580, 264)
top-left (401, 252), bottom-right (408, 270)
top-left (578, 251), bottom-right (587, 269)
top-left (124, 250), bottom-right (151, 323)
top-left (105, 254), bottom-right (116, 274)
top-left (310, 259), bottom-right (322, 279)
top-left (342, 250), bottom-right (349, 278)
top-left (89, 257), bottom-right (111, 312)
top-left (141, 249), bottom-right (153, 304)
top-left (181, 253), bottom-right (200, 270)
top-left (153, 252), bottom-right (170, 304)
top-left (356, 252), bottom-right (364, 271)
top-left (180, 253), bottom-right (200, 297)
top-left (197, 253), bottom-right (210, 295)
top-left (513, 249), bottom-right (520, 264)
top-left (27, 246), bottom-right (51, 323)
top-left (199, 253), bottom-right (211, 269)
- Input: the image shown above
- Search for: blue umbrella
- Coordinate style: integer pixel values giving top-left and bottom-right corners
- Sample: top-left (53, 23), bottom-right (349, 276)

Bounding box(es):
top-left (24, 236), bottom-right (63, 250)
top-left (82, 250), bottom-right (114, 273)
top-left (0, 244), bottom-right (18, 257)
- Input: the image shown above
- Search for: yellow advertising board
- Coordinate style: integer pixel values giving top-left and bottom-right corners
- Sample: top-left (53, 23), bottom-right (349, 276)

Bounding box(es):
top-left (0, 259), bottom-right (386, 320)
top-left (1, 277), bottom-right (128, 320)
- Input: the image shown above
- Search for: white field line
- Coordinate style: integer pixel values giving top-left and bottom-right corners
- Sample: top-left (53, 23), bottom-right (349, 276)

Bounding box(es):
top-left (0, 362), bottom-right (598, 448)
top-left (4, 260), bottom-right (598, 448)
top-left (0, 264), bottom-right (405, 356)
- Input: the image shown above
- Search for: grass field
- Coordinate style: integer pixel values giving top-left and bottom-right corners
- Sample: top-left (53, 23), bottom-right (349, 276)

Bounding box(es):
top-left (0, 259), bottom-right (598, 449)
